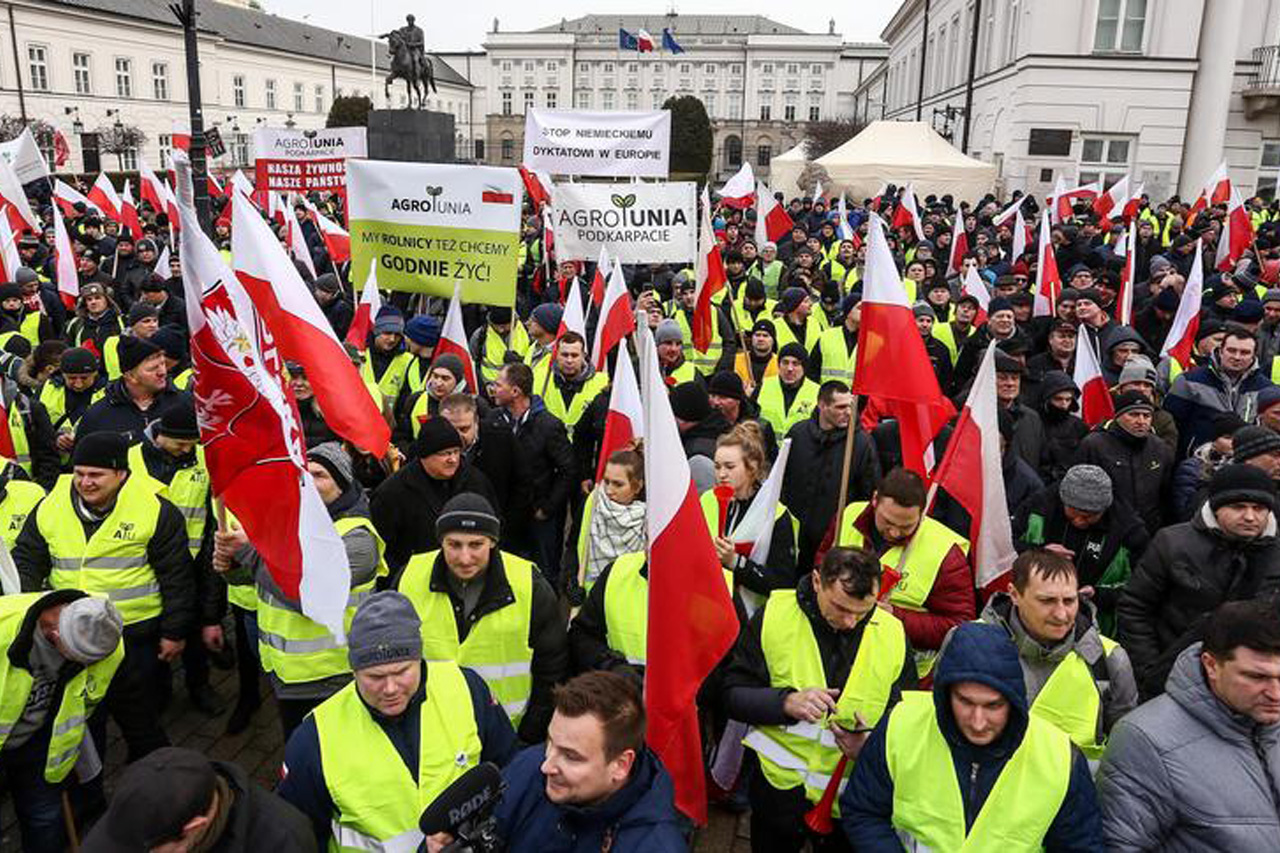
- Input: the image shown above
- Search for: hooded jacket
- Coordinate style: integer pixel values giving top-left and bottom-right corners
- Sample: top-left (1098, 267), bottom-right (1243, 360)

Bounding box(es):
top-left (839, 622), bottom-right (1103, 851)
top-left (495, 744), bottom-right (686, 853)
top-left (1165, 353), bottom-right (1276, 457)
top-left (1119, 503), bottom-right (1280, 698)
top-left (1100, 326), bottom-right (1150, 385)
top-left (1037, 371), bottom-right (1090, 483)
top-left (1098, 642), bottom-right (1280, 852)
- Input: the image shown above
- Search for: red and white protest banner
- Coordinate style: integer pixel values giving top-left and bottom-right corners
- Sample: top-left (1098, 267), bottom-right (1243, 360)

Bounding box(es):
top-left (252, 127), bottom-right (367, 207)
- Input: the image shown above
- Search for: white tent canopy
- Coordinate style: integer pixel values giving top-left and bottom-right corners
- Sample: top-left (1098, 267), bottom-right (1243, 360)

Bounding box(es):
top-left (814, 121), bottom-right (996, 201)
top-left (766, 141), bottom-right (809, 199)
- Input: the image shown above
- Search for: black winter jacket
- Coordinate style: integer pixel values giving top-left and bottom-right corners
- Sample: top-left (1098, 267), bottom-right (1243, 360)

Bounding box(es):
top-left (369, 458), bottom-right (499, 573)
top-left (1074, 421), bottom-right (1174, 535)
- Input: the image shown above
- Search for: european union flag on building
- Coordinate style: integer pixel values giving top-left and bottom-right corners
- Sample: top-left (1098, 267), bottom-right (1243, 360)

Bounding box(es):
top-left (662, 28), bottom-right (685, 54)
top-left (619, 28), bottom-right (639, 50)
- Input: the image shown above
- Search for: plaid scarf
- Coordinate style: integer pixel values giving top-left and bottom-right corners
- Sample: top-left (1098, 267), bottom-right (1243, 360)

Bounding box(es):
top-left (585, 488), bottom-right (646, 586)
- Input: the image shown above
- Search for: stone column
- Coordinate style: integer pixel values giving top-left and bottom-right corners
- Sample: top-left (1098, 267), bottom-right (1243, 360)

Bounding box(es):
top-left (1179, 0), bottom-right (1245, 197)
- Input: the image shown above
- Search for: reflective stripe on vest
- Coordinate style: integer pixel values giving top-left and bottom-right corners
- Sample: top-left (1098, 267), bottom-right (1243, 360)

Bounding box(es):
top-left (816, 326), bottom-right (856, 383)
top-left (1029, 635), bottom-right (1118, 760)
top-left (0, 593), bottom-right (123, 781)
top-left (399, 550), bottom-right (535, 727)
top-left (885, 691), bottom-right (1072, 851)
top-left (314, 660), bottom-right (481, 853)
top-left (756, 376), bottom-right (819, 437)
top-left (743, 590), bottom-right (905, 811)
top-left (674, 310), bottom-right (722, 377)
top-left (127, 444), bottom-right (210, 557)
top-left (256, 516), bottom-right (386, 683)
top-left (0, 479), bottom-right (44, 550)
top-left (40, 474), bottom-right (163, 625)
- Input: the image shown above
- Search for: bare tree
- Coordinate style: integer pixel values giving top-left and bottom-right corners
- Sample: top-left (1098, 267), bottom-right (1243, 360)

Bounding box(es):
top-left (797, 162), bottom-right (832, 197)
top-left (95, 123), bottom-right (148, 170)
top-left (0, 116), bottom-right (55, 145)
top-left (803, 117), bottom-right (865, 160)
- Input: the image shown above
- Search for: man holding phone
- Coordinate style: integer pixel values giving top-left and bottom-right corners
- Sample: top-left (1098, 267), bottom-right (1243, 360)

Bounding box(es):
top-left (725, 547), bottom-right (916, 852)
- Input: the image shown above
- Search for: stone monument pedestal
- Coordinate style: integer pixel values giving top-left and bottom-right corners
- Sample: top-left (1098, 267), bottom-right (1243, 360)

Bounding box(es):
top-left (368, 109), bottom-right (456, 163)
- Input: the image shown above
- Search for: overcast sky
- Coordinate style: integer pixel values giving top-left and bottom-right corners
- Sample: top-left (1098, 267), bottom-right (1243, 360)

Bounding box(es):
top-left (258, 1), bottom-right (898, 52)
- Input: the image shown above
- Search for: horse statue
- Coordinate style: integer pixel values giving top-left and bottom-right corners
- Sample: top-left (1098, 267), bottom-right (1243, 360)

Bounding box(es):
top-left (384, 30), bottom-right (424, 109)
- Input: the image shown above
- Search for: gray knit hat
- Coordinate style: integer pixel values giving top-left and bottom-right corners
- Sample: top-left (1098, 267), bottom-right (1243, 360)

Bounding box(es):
top-left (1059, 464), bottom-right (1113, 514)
top-left (1232, 425), bottom-right (1280, 464)
top-left (654, 318), bottom-right (683, 345)
top-left (307, 442), bottom-right (353, 492)
top-left (1116, 355), bottom-right (1158, 388)
top-left (58, 597), bottom-right (123, 664)
top-left (912, 301), bottom-right (935, 319)
top-left (347, 591), bottom-right (422, 671)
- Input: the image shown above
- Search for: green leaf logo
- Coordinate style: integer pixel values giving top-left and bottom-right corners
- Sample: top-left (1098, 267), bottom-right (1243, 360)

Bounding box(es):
top-left (425, 185), bottom-right (443, 197)
top-left (611, 193), bottom-right (637, 209)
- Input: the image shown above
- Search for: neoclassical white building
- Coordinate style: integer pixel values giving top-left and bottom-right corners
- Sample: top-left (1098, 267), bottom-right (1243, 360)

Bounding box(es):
top-left (479, 14), bottom-right (886, 181)
top-left (0, 0), bottom-right (474, 174)
top-left (854, 0), bottom-right (1280, 200)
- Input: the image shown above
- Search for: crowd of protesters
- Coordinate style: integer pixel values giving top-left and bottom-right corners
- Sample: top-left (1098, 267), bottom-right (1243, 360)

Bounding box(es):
top-left (0, 165), bottom-right (1277, 853)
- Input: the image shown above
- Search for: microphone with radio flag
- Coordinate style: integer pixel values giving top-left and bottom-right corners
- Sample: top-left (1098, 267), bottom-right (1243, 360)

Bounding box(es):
top-left (418, 762), bottom-right (506, 852)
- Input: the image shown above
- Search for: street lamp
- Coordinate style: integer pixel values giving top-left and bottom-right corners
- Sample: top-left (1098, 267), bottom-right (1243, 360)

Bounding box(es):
top-left (64, 106), bottom-right (83, 134)
top-left (285, 112), bottom-right (296, 129)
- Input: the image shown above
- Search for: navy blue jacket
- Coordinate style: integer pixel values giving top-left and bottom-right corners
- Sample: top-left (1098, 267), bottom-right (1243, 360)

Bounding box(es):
top-left (494, 745), bottom-right (686, 853)
top-left (839, 622), bottom-right (1103, 852)
top-left (276, 664), bottom-right (518, 848)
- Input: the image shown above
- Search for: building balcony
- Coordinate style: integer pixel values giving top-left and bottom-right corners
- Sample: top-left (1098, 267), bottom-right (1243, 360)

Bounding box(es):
top-left (1244, 45), bottom-right (1280, 118)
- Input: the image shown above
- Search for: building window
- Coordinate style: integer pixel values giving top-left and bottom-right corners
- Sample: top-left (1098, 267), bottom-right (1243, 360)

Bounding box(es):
top-left (760, 103), bottom-right (771, 121)
top-left (474, 139), bottom-right (485, 161)
top-left (523, 74), bottom-right (535, 87)
top-left (294, 82), bottom-right (304, 111)
top-left (603, 62), bottom-right (614, 73)
top-left (1094, 0), bottom-right (1145, 53)
top-left (28, 45), bottom-right (48, 92)
top-left (315, 84), bottom-right (325, 113)
top-left (233, 133), bottom-right (250, 166)
top-left (523, 91), bottom-right (534, 113)
top-left (523, 61), bottom-right (534, 71)
top-left (158, 133), bottom-right (172, 168)
top-left (120, 146), bottom-right (138, 171)
top-left (602, 91), bottom-right (615, 110)
top-left (704, 93), bottom-right (716, 117)
top-left (1079, 135), bottom-right (1133, 187)
top-left (233, 74), bottom-right (245, 108)
top-left (728, 92), bottom-right (742, 120)
top-left (731, 63), bottom-right (743, 75)
top-left (652, 92), bottom-right (664, 109)
top-left (547, 60), bottom-right (557, 71)
top-left (546, 91), bottom-right (557, 109)
top-left (73, 52), bottom-right (91, 95)
top-left (1004, 0), bottom-right (1021, 64)
top-left (501, 60), bottom-right (512, 72)
top-left (626, 91), bottom-right (638, 111)
top-left (576, 91), bottom-right (590, 109)
top-left (115, 57), bottom-right (132, 98)
top-left (501, 91), bottom-right (512, 114)
top-left (757, 143), bottom-right (772, 168)
top-left (784, 94), bottom-right (797, 122)
top-left (679, 63), bottom-right (691, 74)
top-left (1258, 142), bottom-right (1280, 200)
top-left (809, 103), bottom-right (820, 122)
top-left (501, 136), bottom-right (514, 161)
top-left (726, 136), bottom-right (742, 167)
top-left (577, 62), bottom-right (589, 74)
top-left (152, 62), bottom-right (169, 100)
top-left (266, 79), bottom-right (276, 110)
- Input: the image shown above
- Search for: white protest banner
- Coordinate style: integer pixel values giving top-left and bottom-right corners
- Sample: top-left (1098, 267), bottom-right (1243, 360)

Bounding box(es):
top-left (551, 182), bottom-right (695, 264)
top-left (0, 129), bottom-right (50, 184)
top-left (523, 109), bottom-right (670, 178)
top-left (347, 160), bottom-right (521, 305)
top-left (253, 127), bottom-right (366, 200)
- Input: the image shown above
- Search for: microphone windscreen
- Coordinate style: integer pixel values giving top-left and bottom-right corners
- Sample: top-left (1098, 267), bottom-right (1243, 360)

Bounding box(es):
top-left (419, 762), bottom-right (503, 836)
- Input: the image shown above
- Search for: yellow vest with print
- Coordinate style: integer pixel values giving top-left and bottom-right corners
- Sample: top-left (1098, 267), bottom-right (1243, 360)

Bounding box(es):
top-left (757, 376), bottom-right (819, 437)
top-left (313, 660), bottom-right (481, 853)
top-left (885, 691), bottom-right (1072, 852)
top-left (0, 593), bottom-right (123, 782)
top-left (256, 516), bottom-right (387, 684)
top-left (0, 479), bottom-right (44, 550)
top-left (398, 550), bottom-right (535, 726)
top-left (742, 590), bottom-right (906, 811)
top-left (40, 474), bottom-right (163, 625)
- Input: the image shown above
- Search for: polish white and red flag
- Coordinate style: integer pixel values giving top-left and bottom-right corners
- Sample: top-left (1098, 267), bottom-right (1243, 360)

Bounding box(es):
top-left (1033, 211), bottom-right (1062, 317)
top-left (52, 180), bottom-right (101, 219)
top-left (1160, 239), bottom-right (1205, 371)
top-left (595, 338), bottom-right (644, 481)
top-left (992, 196), bottom-right (1023, 227)
top-left (639, 321), bottom-right (738, 825)
top-left (589, 246), bottom-right (610, 308)
top-left (592, 262), bottom-right (636, 372)
top-left (692, 185), bottom-right (727, 353)
top-left (433, 282), bottom-right (479, 392)
top-left (930, 341), bottom-right (1017, 599)
top-left (51, 204), bottom-right (79, 310)
top-left (173, 154), bottom-right (351, 638)
top-left (1114, 218), bottom-right (1138, 326)
top-left (87, 173), bottom-right (123, 220)
top-left (283, 205), bottom-right (317, 280)
top-left (139, 163), bottom-right (177, 224)
top-left (853, 214), bottom-right (954, 477)
top-left (230, 191), bottom-right (390, 458)
top-left (1215, 181), bottom-right (1254, 273)
top-left (298, 194), bottom-right (351, 264)
top-left (0, 207), bottom-right (23, 281)
top-left (230, 170), bottom-right (257, 207)
top-left (0, 155), bottom-right (38, 235)
top-left (345, 261), bottom-right (382, 351)
top-left (947, 210), bottom-right (969, 276)
top-left (961, 264), bottom-right (989, 325)
top-left (718, 162), bottom-right (755, 209)
top-left (1011, 206), bottom-right (1032, 263)
top-left (517, 165), bottom-right (553, 213)
top-left (1092, 175), bottom-right (1134, 229)
top-left (207, 172), bottom-right (226, 200)
top-left (119, 180), bottom-right (143, 240)
top-left (836, 195), bottom-right (856, 243)
top-left (890, 183), bottom-right (927, 242)
top-left (1122, 183), bottom-right (1145, 222)
top-left (1073, 331), bottom-right (1114, 427)
top-left (558, 275), bottom-right (589, 346)
top-left (727, 437), bottom-right (792, 616)
top-left (755, 181), bottom-right (794, 245)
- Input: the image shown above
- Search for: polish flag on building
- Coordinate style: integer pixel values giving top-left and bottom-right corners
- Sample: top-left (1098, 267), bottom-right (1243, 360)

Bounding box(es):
top-left (717, 162), bottom-right (755, 209)
top-left (1092, 175), bottom-right (1133, 229)
top-left (230, 191), bottom-right (390, 458)
top-left (345, 261), bottom-right (382, 350)
top-left (595, 338), bottom-right (644, 481)
top-left (434, 283), bottom-right (478, 392)
top-left (692, 185), bottom-right (727, 353)
top-left (174, 154), bottom-right (351, 638)
top-left (51, 204), bottom-right (79, 310)
top-left (52, 180), bottom-right (102, 219)
top-left (853, 214), bottom-right (954, 477)
top-left (947, 211), bottom-right (969, 276)
top-left (87, 173), bottom-right (122, 220)
top-left (592, 262), bottom-right (636, 372)
top-left (891, 183), bottom-right (926, 242)
top-left (930, 341), bottom-right (1017, 598)
top-left (754, 181), bottom-right (794, 244)
top-left (1160, 239), bottom-right (1205, 370)
top-left (119, 180), bottom-right (143, 240)
top-left (636, 29), bottom-right (656, 51)
top-left (0, 155), bottom-right (37, 234)
top-left (1073, 332), bottom-right (1114, 427)
top-left (1115, 219), bottom-right (1137, 326)
top-left (1033, 212), bottom-right (1062, 317)
top-left (1215, 182), bottom-right (1254, 273)
top-left (590, 246), bottom-right (610, 308)
top-left (639, 322), bottom-right (738, 825)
